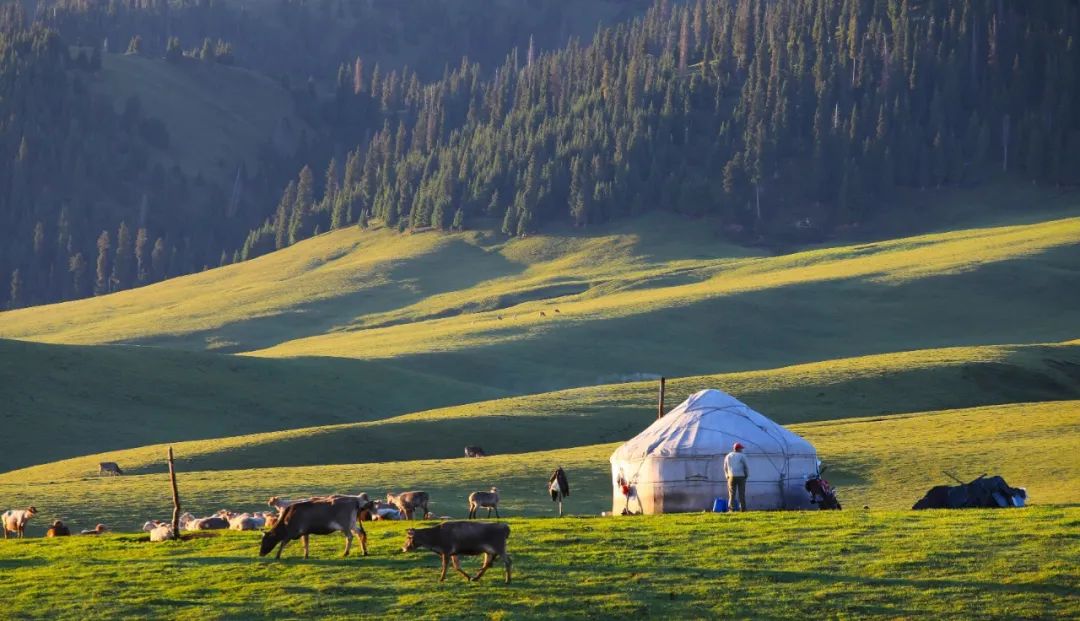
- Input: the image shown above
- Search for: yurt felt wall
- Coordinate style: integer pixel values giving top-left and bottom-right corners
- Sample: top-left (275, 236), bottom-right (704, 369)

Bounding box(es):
top-left (610, 389), bottom-right (819, 513)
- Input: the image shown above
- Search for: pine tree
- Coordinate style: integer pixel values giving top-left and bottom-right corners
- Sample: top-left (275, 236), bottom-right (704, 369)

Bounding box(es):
top-left (274, 181), bottom-right (297, 249)
top-left (569, 156), bottom-right (589, 226)
top-left (135, 227), bottom-right (150, 284)
top-left (125, 35), bottom-right (142, 55)
top-left (68, 253), bottom-right (87, 297)
top-left (94, 231), bottom-right (111, 296)
top-left (165, 37), bottom-right (183, 63)
top-left (8, 268), bottom-right (22, 309)
top-left (151, 238), bottom-right (167, 281)
top-left (111, 221), bottom-right (133, 291)
top-left (452, 208), bottom-right (465, 231)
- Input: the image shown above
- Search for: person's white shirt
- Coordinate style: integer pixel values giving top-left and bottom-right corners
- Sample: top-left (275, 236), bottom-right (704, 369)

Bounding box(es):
top-left (724, 451), bottom-right (749, 478)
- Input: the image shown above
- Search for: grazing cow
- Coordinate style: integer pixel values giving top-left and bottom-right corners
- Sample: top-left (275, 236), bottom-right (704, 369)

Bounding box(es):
top-left (259, 496), bottom-right (368, 560)
top-left (98, 462), bottom-right (123, 476)
top-left (467, 487), bottom-right (500, 519)
top-left (80, 524), bottom-right (108, 535)
top-left (387, 491), bottom-right (429, 520)
top-left (402, 521), bottom-right (512, 583)
top-left (149, 524), bottom-right (176, 542)
top-left (2, 507), bottom-right (37, 539)
top-left (46, 520), bottom-right (71, 537)
top-left (464, 446), bottom-right (487, 458)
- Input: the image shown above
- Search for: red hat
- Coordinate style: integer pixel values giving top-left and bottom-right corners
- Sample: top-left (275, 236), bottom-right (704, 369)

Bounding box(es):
top-left (733, 442), bottom-right (744, 451)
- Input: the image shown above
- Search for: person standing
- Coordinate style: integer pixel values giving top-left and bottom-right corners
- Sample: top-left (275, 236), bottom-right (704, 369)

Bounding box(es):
top-left (724, 442), bottom-right (749, 512)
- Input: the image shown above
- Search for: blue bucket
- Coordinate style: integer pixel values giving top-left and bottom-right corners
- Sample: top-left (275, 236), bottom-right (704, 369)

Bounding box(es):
top-left (712, 497), bottom-right (728, 513)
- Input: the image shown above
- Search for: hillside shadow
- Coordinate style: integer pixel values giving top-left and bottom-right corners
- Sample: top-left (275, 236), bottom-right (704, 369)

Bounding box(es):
top-left (372, 243), bottom-right (1080, 395)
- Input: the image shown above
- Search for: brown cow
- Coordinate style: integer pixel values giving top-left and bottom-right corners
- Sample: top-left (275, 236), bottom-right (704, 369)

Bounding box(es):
top-left (259, 496), bottom-right (368, 560)
top-left (402, 521), bottom-right (512, 583)
top-left (386, 491), bottom-right (429, 520)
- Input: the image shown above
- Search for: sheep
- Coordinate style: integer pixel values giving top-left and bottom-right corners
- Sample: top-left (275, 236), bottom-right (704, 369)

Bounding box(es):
top-left (142, 520), bottom-right (167, 532)
top-left (178, 512), bottom-right (196, 530)
top-left (386, 492), bottom-right (429, 520)
top-left (149, 524), bottom-right (175, 542)
top-left (228, 512), bottom-right (267, 531)
top-left (467, 487), bottom-right (501, 519)
top-left (2, 506), bottom-right (37, 539)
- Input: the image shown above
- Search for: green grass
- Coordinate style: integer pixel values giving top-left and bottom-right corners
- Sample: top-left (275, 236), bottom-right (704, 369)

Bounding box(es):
top-left (93, 53), bottom-right (306, 184)
top-left (0, 338), bottom-right (504, 472)
top-left (4, 340), bottom-right (1075, 477)
top-left (2, 198), bottom-right (1078, 396)
top-left (2, 400), bottom-right (1075, 533)
top-left (0, 509), bottom-right (1074, 620)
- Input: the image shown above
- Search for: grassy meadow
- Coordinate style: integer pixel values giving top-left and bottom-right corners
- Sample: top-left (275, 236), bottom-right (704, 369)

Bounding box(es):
top-left (0, 509), bottom-right (1075, 620)
top-left (2, 338), bottom-right (1076, 475)
top-left (2, 400), bottom-right (1075, 533)
top-left (2, 202), bottom-right (1078, 395)
top-left (1, 192), bottom-right (1078, 619)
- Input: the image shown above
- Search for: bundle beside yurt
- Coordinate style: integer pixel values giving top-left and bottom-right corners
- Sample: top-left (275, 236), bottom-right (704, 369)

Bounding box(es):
top-left (609, 389), bottom-right (819, 514)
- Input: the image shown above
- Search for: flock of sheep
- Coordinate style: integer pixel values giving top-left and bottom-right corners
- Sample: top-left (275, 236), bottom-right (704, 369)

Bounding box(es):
top-left (1, 487), bottom-right (502, 543)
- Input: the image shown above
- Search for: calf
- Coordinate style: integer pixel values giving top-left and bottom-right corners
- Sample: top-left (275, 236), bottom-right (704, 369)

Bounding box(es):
top-left (259, 496), bottom-right (368, 560)
top-left (46, 520), bottom-right (71, 537)
top-left (387, 491), bottom-right (429, 520)
top-left (98, 462), bottom-right (123, 476)
top-left (2, 506), bottom-right (37, 539)
top-left (402, 521), bottom-right (512, 583)
top-left (464, 446), bottom-right (487, 458)
top-left (467, 487), bottom-right (500, 519)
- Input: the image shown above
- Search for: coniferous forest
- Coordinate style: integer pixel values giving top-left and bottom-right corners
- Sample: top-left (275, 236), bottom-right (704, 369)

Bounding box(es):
top-left (2, 0), bottom-right (1078, 309)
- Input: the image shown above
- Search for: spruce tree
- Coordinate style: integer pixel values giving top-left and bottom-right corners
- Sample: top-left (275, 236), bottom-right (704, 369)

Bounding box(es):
top-left (94, 231), bottom-right (111, 296)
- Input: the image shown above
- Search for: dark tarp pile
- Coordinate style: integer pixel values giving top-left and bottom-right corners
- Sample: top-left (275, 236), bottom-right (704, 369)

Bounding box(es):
top-left (912, 474), bottom-right (1027, 510)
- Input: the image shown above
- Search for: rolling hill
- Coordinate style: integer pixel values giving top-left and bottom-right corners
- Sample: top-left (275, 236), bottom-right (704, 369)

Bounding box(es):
top-left (2, 188), bottom-right (1078, 396)
top-left (4, 340), bottom-right (1078, 478)
top-left (0, 338), bottom-right (504, 472)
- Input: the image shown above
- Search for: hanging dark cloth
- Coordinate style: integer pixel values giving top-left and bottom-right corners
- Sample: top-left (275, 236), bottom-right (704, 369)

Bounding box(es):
top-left (549, 466), bottom-right (570, 501)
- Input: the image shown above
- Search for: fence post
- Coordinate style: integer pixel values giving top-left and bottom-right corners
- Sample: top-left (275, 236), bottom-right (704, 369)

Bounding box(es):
top-left (168, 447), bottom-right (181, 536)
top-left (657, 376), bottom-right (666, 419)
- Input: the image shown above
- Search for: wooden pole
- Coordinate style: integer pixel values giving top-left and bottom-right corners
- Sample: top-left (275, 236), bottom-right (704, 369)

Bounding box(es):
top-left (168, 447), bottom-right (181, 535)
top-left (657, 376), bottom-right (666, 419)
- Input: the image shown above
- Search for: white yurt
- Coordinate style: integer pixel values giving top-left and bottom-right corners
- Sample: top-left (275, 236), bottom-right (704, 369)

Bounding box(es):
top-left (609, 389), bottom-right (819, 514)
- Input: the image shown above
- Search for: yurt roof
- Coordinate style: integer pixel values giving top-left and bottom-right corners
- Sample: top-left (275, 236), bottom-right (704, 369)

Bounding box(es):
top-left (610, 389), bottom-right (815, 461)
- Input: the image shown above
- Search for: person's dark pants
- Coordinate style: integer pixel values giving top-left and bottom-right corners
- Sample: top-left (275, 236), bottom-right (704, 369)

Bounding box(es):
top-left (727, 476), bottom-right (747, 512)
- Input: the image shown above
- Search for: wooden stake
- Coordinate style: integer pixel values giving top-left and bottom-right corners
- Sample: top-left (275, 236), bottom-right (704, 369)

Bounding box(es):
top-left (657, 376), bottom-right (666, 419)
top-left (168, 447), bottom-right (181, 535)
